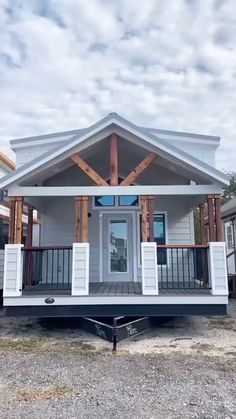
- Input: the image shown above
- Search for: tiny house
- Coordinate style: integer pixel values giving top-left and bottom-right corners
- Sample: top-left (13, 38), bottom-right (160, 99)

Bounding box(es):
top-left (0, 113), bottom-right (229, 316)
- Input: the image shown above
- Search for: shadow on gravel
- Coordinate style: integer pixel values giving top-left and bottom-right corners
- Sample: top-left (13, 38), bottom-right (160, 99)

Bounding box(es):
top-left (38, 316), bottom-right (175, 332)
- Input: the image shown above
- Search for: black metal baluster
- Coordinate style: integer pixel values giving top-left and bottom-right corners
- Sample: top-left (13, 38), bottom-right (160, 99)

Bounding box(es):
top-left (187, 249), bottom-right (191, 288)
top-left (51, 250), bottom-right (54, 287)
top-left (171, 248), bottom-right (174, 288)
top-left (194, 248), bottom-right (197, 288)
top-left (176, 248), bottom-right (179, 289)
top-left (46, 249), bottom-right (48, 285)
top-left (68, 249), bottom-right (70, 287)
top-left (160, 250), bottom-right (163, 289)
top-left (56, 249), bottom-right (59, 288)
top-left (62, 249), bottom-right (65, 288)
top-left (182, 248), bottom-right (185, 288)
top-left (166, 249), bottom-right (169, 288)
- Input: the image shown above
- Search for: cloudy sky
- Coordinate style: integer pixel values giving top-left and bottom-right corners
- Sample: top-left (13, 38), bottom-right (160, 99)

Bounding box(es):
top-left (0, 0), bottom-right (235, 171)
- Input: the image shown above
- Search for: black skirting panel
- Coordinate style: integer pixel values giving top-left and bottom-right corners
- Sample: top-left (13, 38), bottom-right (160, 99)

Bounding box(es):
top-left (5, 304), bottom-right (227, 317)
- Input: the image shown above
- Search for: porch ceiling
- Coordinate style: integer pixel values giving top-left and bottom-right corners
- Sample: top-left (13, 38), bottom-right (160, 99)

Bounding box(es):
top-left (20, 135), bottom-right (211, 187)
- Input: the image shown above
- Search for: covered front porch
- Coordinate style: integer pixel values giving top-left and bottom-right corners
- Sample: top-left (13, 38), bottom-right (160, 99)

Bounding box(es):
top-left (2, 124), bottom-right (229, 312)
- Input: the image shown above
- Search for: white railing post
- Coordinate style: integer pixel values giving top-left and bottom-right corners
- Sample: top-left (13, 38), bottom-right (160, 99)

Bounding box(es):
top-left (141, 242), bottom-right (159, 295)
top-left (71, 243), bottom-right (89, 296)
top-left (3, 244), bottom-right (23, 297)
top-left (208, 242), bottom-right (228, 296)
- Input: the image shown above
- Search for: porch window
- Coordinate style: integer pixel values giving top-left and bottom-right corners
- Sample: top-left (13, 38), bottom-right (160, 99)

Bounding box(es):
top-left (94, 196), bottom-right (139, 207)
top-left (95, 196), bottom-right (115, 207)
top-left (226, 225), bottom-right (234, 249)
top-left (139, 213), bottom-right (167, 265)
top-left (118, 196), bottom-right (139, 206)
top-left (153, 214), bottom-right (167, 265)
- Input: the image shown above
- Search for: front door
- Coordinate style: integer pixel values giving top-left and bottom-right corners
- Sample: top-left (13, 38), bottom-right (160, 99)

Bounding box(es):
top-left (102, 213), bottom-right (133, 281)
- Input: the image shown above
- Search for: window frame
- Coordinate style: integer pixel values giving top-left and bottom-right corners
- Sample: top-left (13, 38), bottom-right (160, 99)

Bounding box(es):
top-left (93, 195), bottom-right (140, 209)
top-left (137, 211), bottom-right (169, 267)
top-left (226, 224), bottom-right (234, 250)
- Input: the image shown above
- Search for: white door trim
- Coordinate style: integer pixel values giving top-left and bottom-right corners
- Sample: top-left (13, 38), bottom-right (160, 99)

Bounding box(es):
top-left (99, 210), bottom-right (137, 283)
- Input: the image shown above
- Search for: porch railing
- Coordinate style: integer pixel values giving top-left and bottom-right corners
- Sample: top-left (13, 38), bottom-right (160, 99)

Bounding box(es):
top-left (157, 245), bottom-right (209, 289)
top-left (22, 246), bottom-right (72, 290)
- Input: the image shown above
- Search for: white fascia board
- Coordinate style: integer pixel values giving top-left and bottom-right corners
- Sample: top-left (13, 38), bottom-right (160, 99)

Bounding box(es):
top-left (8, 184), bottom-right (223, 197)
top-left (3, 295), bottom-right (228, 306)
top-left (141, 127), bottom-right (220, 146)
top-left (0, 114), bottom-right (228, 189)
top-left (10, 129), bottom-right (89, 150)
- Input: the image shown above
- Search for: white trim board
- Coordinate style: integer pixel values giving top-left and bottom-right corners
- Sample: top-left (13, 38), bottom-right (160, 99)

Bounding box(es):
top-left (4, 295), bottom-right (228, 306)
top-left (7, 184), bottom-right (222, 197)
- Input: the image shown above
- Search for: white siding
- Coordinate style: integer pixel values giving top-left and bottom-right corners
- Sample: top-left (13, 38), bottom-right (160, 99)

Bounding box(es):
top-left (16, 144), bottom-right (61, 168)
top-left (165, 142), bottom-right (215, 166)
top-left (41, 197), bottom-right (74, 246)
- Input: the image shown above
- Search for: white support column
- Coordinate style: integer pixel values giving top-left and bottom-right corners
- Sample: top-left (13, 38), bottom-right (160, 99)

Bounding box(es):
top-left (71, 243), bottom-right (89, 296)
top-left (3, 244), bottom-right (23, 297)
top-left (208, 242), bottom-right (228, 296)
top-left (141, 242), bottom-right (158, 295)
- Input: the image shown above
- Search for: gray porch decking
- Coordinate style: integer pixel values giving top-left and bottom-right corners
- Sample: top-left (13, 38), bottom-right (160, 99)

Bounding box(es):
top-left (23, 282), bottom-right (211, 296)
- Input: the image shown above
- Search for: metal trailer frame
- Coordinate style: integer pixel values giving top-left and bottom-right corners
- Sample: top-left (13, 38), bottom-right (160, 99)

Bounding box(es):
top-left (81, 316), bottom-right (152, 351)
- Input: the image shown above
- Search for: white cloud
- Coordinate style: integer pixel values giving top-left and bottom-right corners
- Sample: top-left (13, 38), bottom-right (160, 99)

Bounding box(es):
top-left (0, 0), bottom-right (235, 171)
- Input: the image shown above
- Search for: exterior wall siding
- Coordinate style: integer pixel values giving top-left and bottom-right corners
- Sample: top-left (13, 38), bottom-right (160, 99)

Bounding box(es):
top-left (16, 144), bottom-right (61, 168)
top-left (165, 142), bottom-right (215, 166)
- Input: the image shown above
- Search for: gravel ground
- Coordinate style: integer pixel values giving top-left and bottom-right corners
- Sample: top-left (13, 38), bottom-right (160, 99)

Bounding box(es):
top-left (0, 300), bottom-right (235, 419)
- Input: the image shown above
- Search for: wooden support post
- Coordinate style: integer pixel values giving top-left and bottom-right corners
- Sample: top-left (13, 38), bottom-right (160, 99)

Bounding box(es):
top-left (110, 133), bottom-right (118, 186)
top-left (207, 195), bottom-right (216, 242)
top-left (199, 203), bottom-right (206, 245)
top-left (8, 198), bottom-right (16, 244)
top-left (215, 195), bottom-right (223, 241)
top-left (148, 196), bottom-right (155, 242)
top-left (15, 197), bottom-right (23, 244)
top-left (81, 197), bottom-right (89, 243)
top-left (26, 206), bottom-right (33, 247)
top-left (75, 197), bottom-right (82, 242)
top-left (141, 196), bottom-right (148, 242)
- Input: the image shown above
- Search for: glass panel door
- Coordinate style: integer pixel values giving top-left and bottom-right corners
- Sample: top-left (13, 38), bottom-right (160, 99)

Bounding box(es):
top-left (102, 214), bottom-right (133, 282)
top-left (109, 220), bottom-right (128, 273)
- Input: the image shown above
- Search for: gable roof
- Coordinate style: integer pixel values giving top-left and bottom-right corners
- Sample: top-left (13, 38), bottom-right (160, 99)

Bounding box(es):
top-left (0, 113), bottom-right (229, 189)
